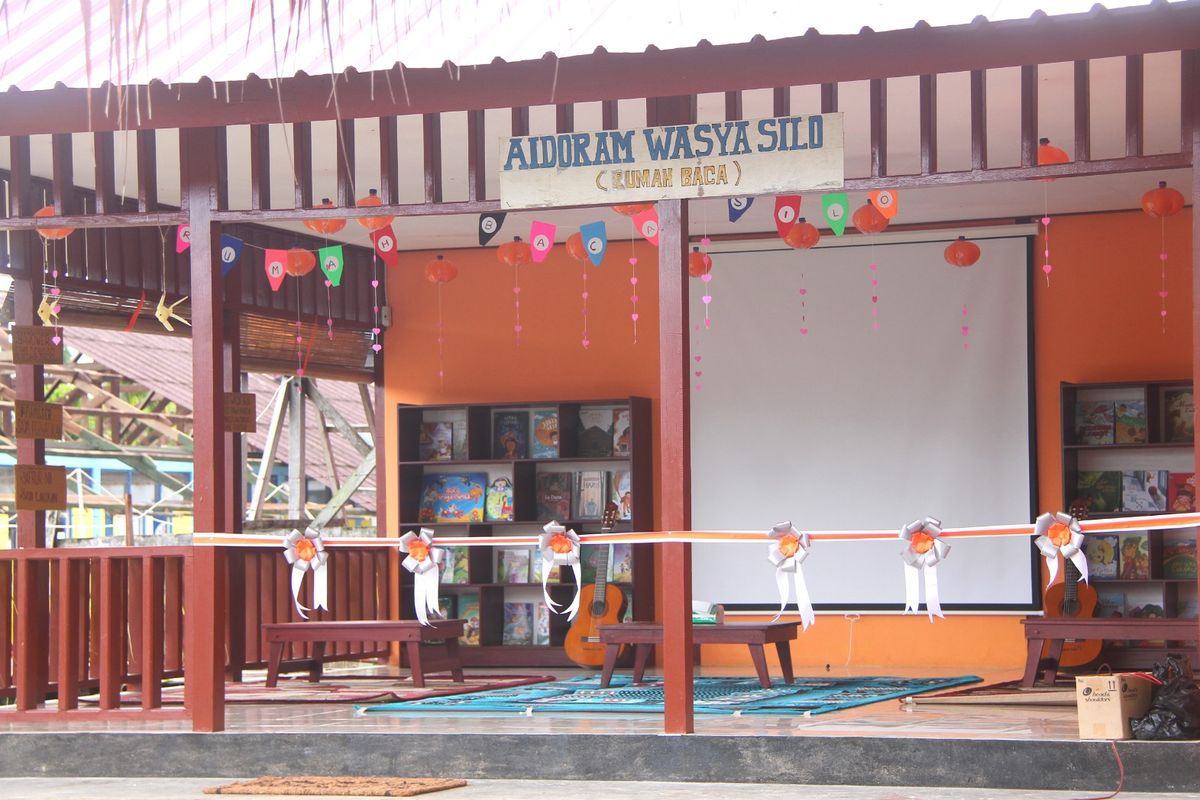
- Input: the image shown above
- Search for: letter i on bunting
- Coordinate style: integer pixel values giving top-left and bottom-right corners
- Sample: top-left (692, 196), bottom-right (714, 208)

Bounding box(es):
top-left (264, 249), bottom-right (287, 292)
top-left (539, 522), bottom-right (582, 619)
top-left (400, 529), bottom-right (442, 625)
top-left (1033, 511), bottom-right (1088, 588)
top-left (767, 521), bottom-right (815, 628)
top-left (283, 528), bottom-right (329, 618)
top-left (530, 221), bottom-right (556, 263)
top-left (319, 245), bottom-right (345, 287)
top-left (899, 517), bottom-right (949, 621)
top-left (774, 195), bottom-right (801, 237)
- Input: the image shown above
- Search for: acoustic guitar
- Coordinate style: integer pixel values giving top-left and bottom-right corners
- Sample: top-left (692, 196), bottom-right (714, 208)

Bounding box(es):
top-left (564, 503), bottom-right (628, 668)
top-left (1041, 501), bottom-right (1101, 667)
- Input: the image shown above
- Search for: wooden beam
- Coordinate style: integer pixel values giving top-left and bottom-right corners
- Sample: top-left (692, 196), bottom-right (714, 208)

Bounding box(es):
top-left (511, 107), bottom-right (530, 137)
top-left (378, 116), bottom-right (399, 205)
top-left (1074, 59), bottom-right (1091, 162)
top-left (309, 447), bottom-right (376, 531)
top-left (422, 113), bottom-right (443, 204)
top-left (249, 379), bottom-right (290, 521)
top-left (288, 378), bottom-right (307, 520)
top-left (313, 402), bottom-right (341, 492)
top-left (136, 130), bottom-right (157, 212)
top-left (1020, 64), bottom-right (1038, 168)
top-left (724, 91), bottom-right (742, 121)
top-left (93, 131), bottom-right (116, 214)
top-left (293, 122), bottom-right (313, 209)
top-left (249, 124), bottom-right (271, 211)
top-left (466, 109), bottom-right (486, 202)
top-left (1126, 53), bottom-right (1144, 158)
top-left (555, 103), bottom-right (574, 133)
top-left (919, 74), bottom-right (937, 175)
top-left (821, 83), bottom-right (838, 114)
top-left (335, 118), bottom-right (355, 208)
top-left (772, 87), bottom-right (789, 117)
top-left (1181, 50), bottom-right (1197, 155)
top-left (358, 384), bottom-right (376, 442)
top-left (970, 69), bottom-right (987, 171)
top-left (303, 380), bottom-right (372, 457)
top-left (870, 78), bottom-right (887, 178)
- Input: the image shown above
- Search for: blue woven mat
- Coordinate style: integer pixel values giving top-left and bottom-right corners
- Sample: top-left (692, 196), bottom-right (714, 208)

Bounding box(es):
top-left (360, 674), bottom-right (981, 715)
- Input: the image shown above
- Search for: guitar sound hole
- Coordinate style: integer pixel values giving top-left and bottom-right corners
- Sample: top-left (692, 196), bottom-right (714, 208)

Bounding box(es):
top-left (591, 602), bottom-right (608, 616)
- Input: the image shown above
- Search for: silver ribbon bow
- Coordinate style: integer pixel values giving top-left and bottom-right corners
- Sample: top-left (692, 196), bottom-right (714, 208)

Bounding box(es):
top-left (283, 527), bottom-right (329, 619)
top-left (767, 521), bottom-right (815, 629)
top-left (1033, 512), bottom-right (1089, 589)
top-left (400, 528), bottom-right (442, 626)
top-left (899, 517), bottom-right (949, 621)
top-left (538, 521), bottom-right (583, 621)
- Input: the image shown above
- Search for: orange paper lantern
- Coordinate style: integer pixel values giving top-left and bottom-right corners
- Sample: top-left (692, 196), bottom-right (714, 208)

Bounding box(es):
top-left (285, 248), bottom-right (317, 277)
top-left (33, 206), bottom-right (74, 240)
top-left (1037, 137), bottom-right (1070, 182)
top-left (943, 236), bottom-right (981, 268)
top-left (852, 201), bottom-right (889, 235)
top-left (783, 218), bottom-right (821, 249)
top-left (687, 247), bottom-right (712, 278)
top-left (497, 236), bottom-right (532, 267)
top-left (1141, 181), bottom-right (1185, 218)
top-left (304, 198), bottom-right (347, 234)
top-left (424, 255), bottom-right (458, 283)
top-left (355, 189), bottom-right (394, 231)
top-left (612, 203), bottom-right (653, 217)
top-left (565, 232), bottom-right (589, 262)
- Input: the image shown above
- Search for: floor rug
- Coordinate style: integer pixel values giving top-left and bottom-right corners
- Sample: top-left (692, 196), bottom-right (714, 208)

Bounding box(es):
top-left (905, 678), bottom-right (1077, 707)
top-left (202, 776), bottom-right (466, 796)
top-left (361, 674), bottom-right (982, 715)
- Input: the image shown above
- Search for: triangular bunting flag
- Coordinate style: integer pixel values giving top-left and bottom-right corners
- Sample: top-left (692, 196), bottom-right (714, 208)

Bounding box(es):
top-left (176, 224), bottom-right (191, 253)
top-left (530, 221), bottom-right (556, 263)
top-left (869, 189), bottom-right (899, 219)
top-left (580, 221), bottom-right (607, 267)
top-left (264, 249), bottom-right (287, 292)
top-left (774, 195), bottom-right (801, 237)
top-left (219, 235), bottom-right (243, 276)
top-left (633, 207), bottom-right (660, 246)
top-left (727, 196), bottom-right (754, 223)
top-left (479, 212), bottom-right (506, 246)
top-left (371, 226), bottom-right (400, 267)
top-left (822, 193), bottom-right (849, 236)
top-left (319, 245), bottom-right (345, 287)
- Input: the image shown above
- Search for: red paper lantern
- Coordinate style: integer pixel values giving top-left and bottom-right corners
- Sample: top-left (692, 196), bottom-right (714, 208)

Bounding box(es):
top-left (304, 198), bottom-right (347, 234)
top-left (612, 203), bottom-right (653, 217)
top-left (355, 189), bottom-right (394, 231)
top-left (565, 232), bottom-right (589, 262)
top-left (1141, 181), bottom-right (1185, 218)
top-left (497, 236), bottom-right (532, 267)
top-left (687, 247), bottom-right (712, 277)
top-left (852, 201), bottom-right (889, 235)
top-left (1037, 138), bottom-right (1070, 182)
top-left (33, 206), bottom-right (74, 240)
top-left (424, 255), bottom-right (458, 283)
top-left (285, 248), bottom-right (317, 277)
top-left (943, 236), bottom-right (981, 268)
top-left (783, 218), bottom-right (821, 249)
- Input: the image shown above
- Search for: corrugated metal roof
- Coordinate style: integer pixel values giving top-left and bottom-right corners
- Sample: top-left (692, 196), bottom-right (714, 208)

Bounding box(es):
top-left (0, 0), bottom-right (1165, 92)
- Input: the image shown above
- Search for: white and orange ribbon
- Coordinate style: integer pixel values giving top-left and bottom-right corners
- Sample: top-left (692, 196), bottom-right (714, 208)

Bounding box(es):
top-left (283, 527), bottom-right (329, 619)
top-left (900, 517), bottom-right (949, 621)
top-left (1033, 511), bottom-right (1088, 589)
top-left (767, 521), bottom-right (815, 629)
top-left (538, 521), bottom-right (583, 621)
top-left (400, 528), bottom-right (442, 625)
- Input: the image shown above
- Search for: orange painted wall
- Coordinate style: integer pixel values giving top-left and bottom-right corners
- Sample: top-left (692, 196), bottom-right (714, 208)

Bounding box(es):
top-left (384, 208), bottom-right (1193, 672)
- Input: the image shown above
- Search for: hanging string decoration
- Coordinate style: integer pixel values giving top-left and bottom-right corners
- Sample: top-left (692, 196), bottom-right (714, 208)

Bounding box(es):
top-left (727, 196), bottom-right (754, 223)
top-left (611, 205), bottom-right (653, 343)
top-left (478, 212), bottom-right (506, 246)
top-left (944, 237), bottom-right (981, 350)
top-left (424, 255), bottom-right (458, 387)
top-left (853, 200), bottom-right (890, 332)
top-left (1036, 138), bottom-right (1070, 287)
top-left (356, 189), bottom-right (395, 356)
top-left (1140, 180), bottom-right (1185, 332)
top-left (304, 198), bottom-right (347, 234)
top-left (530, 220), bottom-right (556, 263)
top-left (689, 245), bottom-right (715, 330)
top-left (497, 236), bottom-right (533, 345)
top-left (821, 193), bottom-right (849, 236)
top-left (318, 244), bottom-right (344, 341)
top-left (34, 210), bottom-right (65, 340)
top-left (566, 232), bottom-right (594, 349)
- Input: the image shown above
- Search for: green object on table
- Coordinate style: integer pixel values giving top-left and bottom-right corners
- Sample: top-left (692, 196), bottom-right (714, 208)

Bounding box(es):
top-left (691, 613), bottom-right (718, 625)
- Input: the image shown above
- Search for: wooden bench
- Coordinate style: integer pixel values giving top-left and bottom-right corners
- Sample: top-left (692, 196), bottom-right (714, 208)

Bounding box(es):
top-left (263, 619), bottom-right (465, 689)
top-left (1021, 617), bottom-right (1199, 687)
top-left (598, 621), bottom-right (799, 689)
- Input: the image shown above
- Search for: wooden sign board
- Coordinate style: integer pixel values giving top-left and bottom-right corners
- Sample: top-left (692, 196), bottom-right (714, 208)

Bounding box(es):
top-left (14, 400), bottom-right (63, 440)
top-left (223, 392), bottom-right (257, 433)
top-left (14, 464), bottom-right (67, 511)
top-left (10, 325), bottom-right (63, 365)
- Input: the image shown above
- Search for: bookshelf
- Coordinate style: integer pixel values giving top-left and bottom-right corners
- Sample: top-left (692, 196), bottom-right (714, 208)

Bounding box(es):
top-left (396, 396), bottom-right (653, 667)
top-left (1060, 380), bottom-right (1197, 668)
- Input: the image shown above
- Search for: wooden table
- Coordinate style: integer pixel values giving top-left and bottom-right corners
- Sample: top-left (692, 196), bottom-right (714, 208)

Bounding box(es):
top-left (262, 619), bottom-right (465, 688)
top-left (1021, 617), bottom-right (1199, 687)
top-left (598, 621), bottom-right (799, 689)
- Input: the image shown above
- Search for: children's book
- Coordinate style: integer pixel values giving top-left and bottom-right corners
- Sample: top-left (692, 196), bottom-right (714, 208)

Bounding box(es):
top-left (418, 472), bottom-right (487, 523)
top-left (502, 602), bottom-right (534, 645)
top-left (575, 470), bottom-right (606, 520)
top-left (1075, 401), bottom-right (1114, 445)
top-left (1165, 388), bottom-right (1196, 443)
top-left (535, 472), bottom-right (573, 521)
top-left (1162, 532), bottom-right (1198, 580)
top-left (612, 408), bottom-right (633, 457)
top-left (609, 469), bottom-right (632, 521)
top-left (578, 407), bottom-right (614, 457)
top-left (418, 421), bottom-right (454, 461)
top-left (1095, 589), bottom-right (1125, 619)
top-left (532, 602), bottom-right (551, 645)
top-left (531, 409), bottom-right (559, 459)
top-left (1113, 400), bottom-right (1147, 444)
top-left (452, 422), bottom-right (469, 461)
top-left (1175, 595), bottom-right (1199, 620)
top-left (1084, 534), bottom-right (1118, 579)
top-left (439, 545), bottom-right (470, 584)
top-left (440, 594), bottom-right (458, 620)
top-left (493, 411), bottom-right (529, 459)
top-left (530, 554), bottom-right (559, 584)
top-left (496, 548), bottom-right (532, 584)
top-left (1121, 470), bottom-right (1168, 512)
top-left (611, 542), bottom-right (633, 583)
top-left (1168, 472), bottom-right (1196, 513)
top-left (485, 476), bottom-right (515, 521)
top-left (1077, 471), bottom-right (1122, 514)
top-left (458, 591), bottom-right (481, 645)
top-left (1118, 532), bottom-right (1151, 580)
top-left (580, 544), bottom-right (612, 585)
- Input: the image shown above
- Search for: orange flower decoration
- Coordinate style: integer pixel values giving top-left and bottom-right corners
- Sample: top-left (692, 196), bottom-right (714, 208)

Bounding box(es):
top-left (550, 532), bottom-right (575, 554)
top-left (408, 539), bottom-right (430, 562)
top-left (777, 533), bottom-right (801, 558)
top-left (1047, 522), bottom-right (1072, 548)
top-left (909, 531), bottom-right (935, 555)
top-left (294, 537), bottom-right (318, 562)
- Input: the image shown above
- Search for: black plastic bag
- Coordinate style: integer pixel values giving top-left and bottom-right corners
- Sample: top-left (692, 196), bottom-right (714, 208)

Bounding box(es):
top-left (1131, 654), bottom-right (1200, 740)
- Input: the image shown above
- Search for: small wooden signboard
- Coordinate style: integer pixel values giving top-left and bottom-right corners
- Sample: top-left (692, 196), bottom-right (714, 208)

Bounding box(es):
top-left (10, 325), bottom-right (63, 365)
top-left (223, 392), bottom-right (257, 433)
top-left (15, 464), bottom-right (68, 511)
top-left (14, 400), bottom-right (64, 440)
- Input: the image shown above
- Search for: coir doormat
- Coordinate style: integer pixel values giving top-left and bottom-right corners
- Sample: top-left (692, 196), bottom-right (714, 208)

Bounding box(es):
top-left (361, 674), bottom-right (982, 715)
top-left (203, 776), bottom-right (465, 796)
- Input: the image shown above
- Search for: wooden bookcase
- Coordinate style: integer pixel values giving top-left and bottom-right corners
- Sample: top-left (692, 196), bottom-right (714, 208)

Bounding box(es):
top-left (396, 396), bottom-right (654, 667)
top-left (1060, 380), bottom-right (1197, 668)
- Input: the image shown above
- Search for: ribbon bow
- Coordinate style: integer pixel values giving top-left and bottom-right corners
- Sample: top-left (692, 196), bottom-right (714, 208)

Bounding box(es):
top-left (1033, 512), bottom-right (1088, 589)
top-left (767, 521), bottom-right (815, 629)
top-left (538, 521), bottom-right (583, 621)
top-left (400, 528), bottom-right (442, 625)
top-left (899, 517), bottom-right (949, 621)
top-left (283, 527), bottom-right (329, 619)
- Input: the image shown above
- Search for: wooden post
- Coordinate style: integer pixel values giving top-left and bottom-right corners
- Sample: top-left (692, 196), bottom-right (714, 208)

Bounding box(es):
top-left (1193, 127), bottom-right (1199, 644)
top-left (288, 378), bottom-right (307, 521)
top-left (124, 494), bottom-right (134, 545)
top-left (224, 279), bottom-right (245, 682)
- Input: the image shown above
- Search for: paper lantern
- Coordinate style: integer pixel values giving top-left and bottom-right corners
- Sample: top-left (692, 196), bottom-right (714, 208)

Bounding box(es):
top-left (355, 189), bottom-right (394, 231)
top-left (783, 218), bottom-right (821, 250)
top-left (612, 203), bottom-right (653, 217)
top-left (424, 255), bottom-right (458, 283)
top-left (33, 206), bottom-right (74, 240)
top-left (688, 247), bottom-right (713, 278)
top-left (852, 201), bottom-right (889, 235)
top-left (566, 232), bottom-right (589, 262)
top-left (304, 198), bottom-right (347, 234)
top-left (1141, 181), bottom-right (1184, 218)
top-left (1037, 137), bottom-right (1070, 182)
top-left (497, 236), bottom-right (532, 267)
top-left (285, 248), bottom-right (317, 277)
top-left (943, 236), bottom-right (981, 268)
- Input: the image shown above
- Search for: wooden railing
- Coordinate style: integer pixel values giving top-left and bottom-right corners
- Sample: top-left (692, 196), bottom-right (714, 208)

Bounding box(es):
top-left (0, 544), bottom-right (393, 723)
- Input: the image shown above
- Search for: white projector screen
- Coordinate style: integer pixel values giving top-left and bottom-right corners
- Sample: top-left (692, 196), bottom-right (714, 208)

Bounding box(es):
top-left (690, 232), bottom-right (1037, 611)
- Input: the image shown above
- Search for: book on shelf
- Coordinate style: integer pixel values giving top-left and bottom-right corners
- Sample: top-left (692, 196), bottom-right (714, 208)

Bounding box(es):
top-left (530, 554), bottom-right (560, 584)
top-left (1168, 472), bottom-right (1196, 513)
top-left (452, 422), bottom-right (468, 461)
top-left (493, 411), bottom-right (529, 459)
top-left (439, 545), bottom-right (471, 584)
top-left (1118, 532), bottom-right (1151, 580)
top-left (438, 594), bottom-right (457, 620)
top-left (1162, 531), bottom-right (1198, 580)
top-left (458, 591), bottom-right (481, 645)
top-left (612, 408), bottom-right (632, 457)
top-left (621, 588), bottom-right (633, 622)
top-left (535, 472), bottom-right (573, 521)
top-left (1165, 388), bottom-right (1195, 443)
top-left (575, 470), bottom-right (607, 520)
top-left (496, 548), bottom-right (532, 584)
top-left (1175, 595), bottom-right (1199, 620)
top-left (531, 409), bottom-right (559, 459)
top-left (418, 472), bottom-right (487, 523)
top-left (1095, 588), bottom-right (1125, 619)
top-left (1113, 400), bottom-right (1148, 444)
top-left (610, 469), bottom-right (632, 521)
top-left (485, 476), bottom-right (515, 521)
top-left (502, 602), bottom-right (534, 645)
top-left (1076, 470), bottom-right (1122, 514)
top-left (1075, 401), bottom-right (1115, 445)
top-left (418, 422), bottom-right (454, 461)
top-left (1121, 470), bottom-right (1168, 512)
top-left (611, 542), bottom-right (633, 583)
top-left (580, 544), bottom-right (612, 585)
top-left (532, 601), bottom-right (551, 645)
top-left (1084, 534), bottom-right (1119, 579)
top-left (578, 407), bottom-right (615, 458)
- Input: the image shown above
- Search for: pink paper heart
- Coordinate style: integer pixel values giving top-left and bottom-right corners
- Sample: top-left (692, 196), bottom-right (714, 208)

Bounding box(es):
top-left (631, 313), bottom-right (639, 321)
top-left (870, 279), bottom-right (878, 287)
top-left (581, 291), bottom-right (589, 300)
top-left (52, 305), bottom-right (61, 314)
top-left (704, 319), bottom-right (711, 329)
top-left (324, 280), bottom-right (332, 288)
top-left (628, 257), bottom-right (638, 266)
top-left (871, 295), bottom-right (878, 303)
top-left (1042, 264), bottom-right (1053, 275)
top-left (872, 308), bottom-right (879, 317)
top-left (695, 370), bottom-right (703, 377)
top-left (295, 335), bottom-right (303, 344)
top-left (872, 321), bottom-right (880, 330)
top-left (51, 335), bottom-right (62, 345)
top-left (371, 343), bottom-right (382, 352)
top-left (1158, 291), bottom-right (1169, 298)
top-left (961, 325), bottom-right (970, 336)
top-left (297, 367), bottom-right (306, 376)
top-left (371, 280), bottom-right (379, 288)
top-left (700, 274), bottom-right (712, 283)
top-left (695, 355), bottom-right (702, 362)
top-left (1044, 250), bottom-right (1051, 258)
top-left (372, 327), bottom-right (381, 335)
top-left (51, 271), bottom-right (58, 279)
top-left (700, 236), bottom-right (711, 246)
top-left (513, 324), bottom-right (523, 333)
top-left (798, 288), bottom-right (807, 296)
top-left (50, 287), bottom-right (61, 296)
top-left (437, 337), bottom-right (443, 344)
top-left (799, 327), bottom-right (809, 335)
top-left (1161, 310), bottom-right (1168, 317)
top-left (514, 300), bottom-right (521, 308)
top-left (694, 383), bottom-right (702, 391)
top-left (868, 263), bottom-right (877, 271)
top-left (581, 338), bottom-right (590, 348)
top-left (327, 319), bottom-right (334, 326)
top-left (1041, 216), bottom-right (1051, 226)
top-left (1159, 252), bottom-right (1169, 262)
top-left (702, 295), bottom-right (712, 304)
top-left (513, 286), bottom-right (521, 294)
top-left (630, 276), bottom-right (639, 285)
